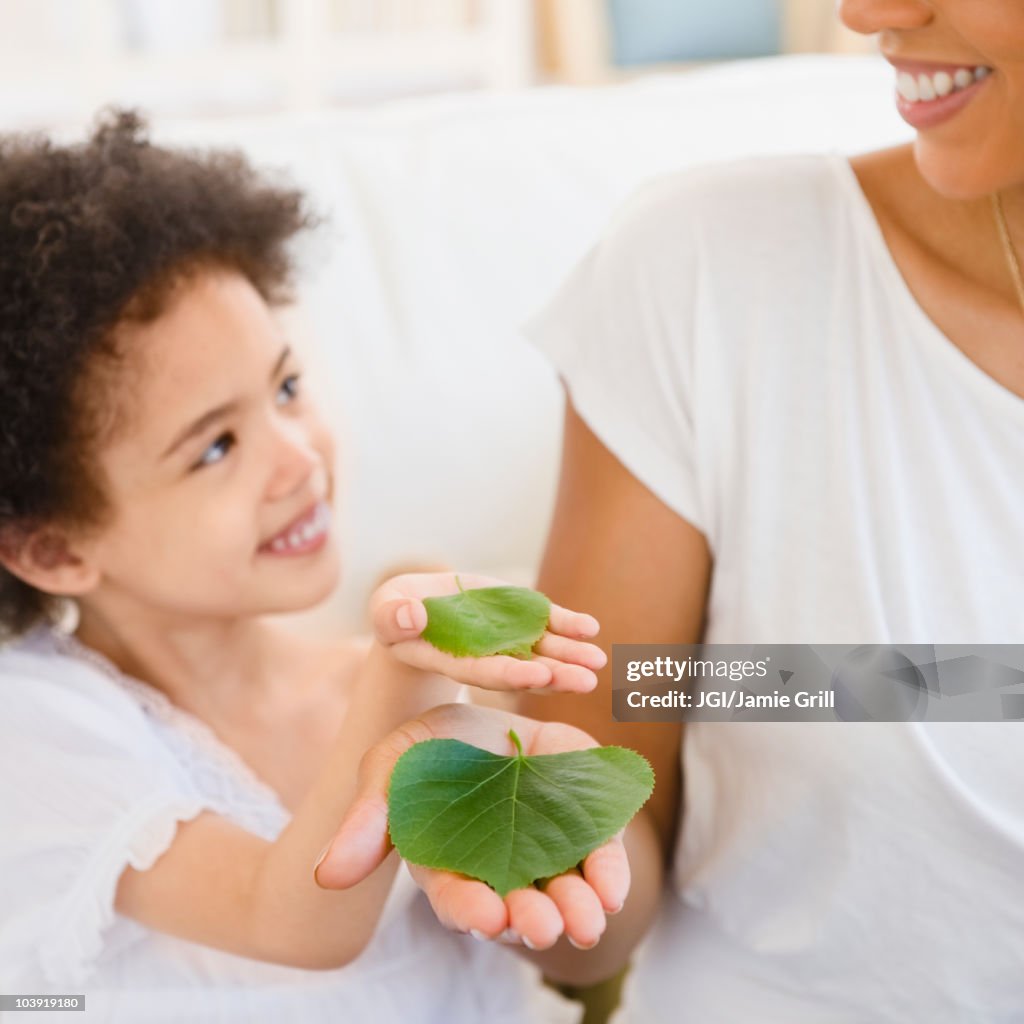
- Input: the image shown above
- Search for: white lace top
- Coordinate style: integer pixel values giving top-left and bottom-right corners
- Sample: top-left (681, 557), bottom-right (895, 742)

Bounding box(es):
top-left (0, 622), bottom-right (581, 1024)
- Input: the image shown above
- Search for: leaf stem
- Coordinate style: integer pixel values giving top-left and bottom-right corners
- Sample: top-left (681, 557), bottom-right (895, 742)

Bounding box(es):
top-left (454, 574), bottom-right (465, 593)
top-left (508, 729), bottom-right (524, 757)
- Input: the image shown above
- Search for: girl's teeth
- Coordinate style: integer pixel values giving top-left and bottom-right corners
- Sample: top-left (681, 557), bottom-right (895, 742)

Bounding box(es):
top-left (264, 503), bottom-right (330, 553)
top-left (897, 66), bottom-right (991, 103)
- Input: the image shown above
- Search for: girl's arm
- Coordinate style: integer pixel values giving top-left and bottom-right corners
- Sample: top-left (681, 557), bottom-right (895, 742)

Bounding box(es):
top-left (114, 641), bottom-right (460, 969)
top-left (114, 572), bottom-right (608, 971)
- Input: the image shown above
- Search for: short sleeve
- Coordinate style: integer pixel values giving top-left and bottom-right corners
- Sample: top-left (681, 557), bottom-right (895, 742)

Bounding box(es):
top-left (0, 645), bottom-right (214, 988)
top-left (523, 172), bottom-right (712, 539)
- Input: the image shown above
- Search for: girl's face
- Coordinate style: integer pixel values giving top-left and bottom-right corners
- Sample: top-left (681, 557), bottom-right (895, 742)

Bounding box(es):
top-left (78, 268), bottom-right (341, 623)
top-left (838, 0), bottom-right (1024, 197)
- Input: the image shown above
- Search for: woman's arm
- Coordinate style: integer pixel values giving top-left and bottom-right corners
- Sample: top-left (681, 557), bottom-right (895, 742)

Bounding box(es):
top-left (512, 397), bottom-right (714, 982)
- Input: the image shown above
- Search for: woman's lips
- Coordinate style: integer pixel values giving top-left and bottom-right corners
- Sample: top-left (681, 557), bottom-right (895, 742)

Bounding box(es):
top-left (893, 71), bottom-right (991, 131)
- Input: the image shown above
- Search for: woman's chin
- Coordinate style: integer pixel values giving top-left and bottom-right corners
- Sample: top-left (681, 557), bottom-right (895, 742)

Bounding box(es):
top-left (913, 138), bottom-right (1024, 201)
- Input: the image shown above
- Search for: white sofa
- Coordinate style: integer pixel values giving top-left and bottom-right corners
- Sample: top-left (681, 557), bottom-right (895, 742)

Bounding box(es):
top-left (141, 54), bottom-right (911, 633)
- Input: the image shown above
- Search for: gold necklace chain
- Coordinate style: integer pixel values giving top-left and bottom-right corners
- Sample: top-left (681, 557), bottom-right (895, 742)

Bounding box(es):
top-left (990, 190), bottom-right (1024, 317)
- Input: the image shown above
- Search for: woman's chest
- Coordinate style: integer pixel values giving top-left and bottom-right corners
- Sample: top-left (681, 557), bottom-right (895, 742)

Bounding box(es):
top-left (850, 150), bottom-right (1024, 403)
top-left (706, 315), bottom-right (1024, 646)
top-left (883, 228), bottom-right (1024, 403)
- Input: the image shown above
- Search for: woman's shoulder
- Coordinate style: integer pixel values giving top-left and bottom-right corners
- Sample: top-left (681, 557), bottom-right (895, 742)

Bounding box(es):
top-left (617, 152), bottom-right (845, 228)
top-left (592, 151), bottom-right (853, 284)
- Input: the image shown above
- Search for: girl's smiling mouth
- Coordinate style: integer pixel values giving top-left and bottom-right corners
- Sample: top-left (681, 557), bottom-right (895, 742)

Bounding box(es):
top-left (258, 500), bottom-right (331, 556)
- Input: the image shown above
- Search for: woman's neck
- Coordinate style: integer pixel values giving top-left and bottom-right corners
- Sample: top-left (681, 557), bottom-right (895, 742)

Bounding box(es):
top-left (855, 143), bottom-right (1024, 314)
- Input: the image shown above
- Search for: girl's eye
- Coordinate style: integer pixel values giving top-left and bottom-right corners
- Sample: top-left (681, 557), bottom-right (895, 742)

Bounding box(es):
top-left (192, 430), bottom-right (234, 468)
top-left (276, 373), bottom-right (301, 405)
top-left (192, 376), bottom-right (301, 471)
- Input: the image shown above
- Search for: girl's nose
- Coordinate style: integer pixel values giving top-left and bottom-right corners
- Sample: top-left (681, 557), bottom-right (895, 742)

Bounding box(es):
top-left (838, 0), bottom-right (934, 36)
top-left (266, 419), bottom-right (323, 501)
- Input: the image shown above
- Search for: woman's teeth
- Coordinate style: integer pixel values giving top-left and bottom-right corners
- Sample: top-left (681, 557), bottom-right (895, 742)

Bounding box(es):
top-left (896, 66), bottom-right (991, 103)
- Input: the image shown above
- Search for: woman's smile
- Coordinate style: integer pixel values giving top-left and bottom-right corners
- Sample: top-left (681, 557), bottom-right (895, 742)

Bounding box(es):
top-left (887, 57), bottom-right (993, 130)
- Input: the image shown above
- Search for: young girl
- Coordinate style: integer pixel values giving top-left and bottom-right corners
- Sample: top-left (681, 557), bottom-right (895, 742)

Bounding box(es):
top-left (0, 109), bottom-right (621, 1022)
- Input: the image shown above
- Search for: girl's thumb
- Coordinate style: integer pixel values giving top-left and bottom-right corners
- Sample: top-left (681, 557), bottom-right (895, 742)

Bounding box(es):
top-left (372, 598), bottom-right (427, 645)
top-left (313, 796), bottom-right (392, 889)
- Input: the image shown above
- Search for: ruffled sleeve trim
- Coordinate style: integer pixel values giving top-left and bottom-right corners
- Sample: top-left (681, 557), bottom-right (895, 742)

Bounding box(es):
top-left (36, 789), bottom-right (214, 988)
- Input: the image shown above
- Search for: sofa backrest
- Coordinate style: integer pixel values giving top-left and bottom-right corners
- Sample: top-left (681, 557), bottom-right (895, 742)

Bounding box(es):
top-left (143, 53), bottom-right (909, 631)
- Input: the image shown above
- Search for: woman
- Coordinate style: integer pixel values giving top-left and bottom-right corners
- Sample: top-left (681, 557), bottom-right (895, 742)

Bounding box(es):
top-left (320, 1), bottom-right (1024, 1019)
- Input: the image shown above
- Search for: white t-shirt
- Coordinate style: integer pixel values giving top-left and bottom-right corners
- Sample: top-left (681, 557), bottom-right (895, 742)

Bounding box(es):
top-left (0, 623), bottom-right (581, 1024)
top-left (525, 152), bottom-right (1024, 1022)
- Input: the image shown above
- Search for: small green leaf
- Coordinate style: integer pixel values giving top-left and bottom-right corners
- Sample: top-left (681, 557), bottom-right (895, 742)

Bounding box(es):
top-left (387, 731), bottom-right (654, 896)
top-left (421, 577), bottom-right (551, 659)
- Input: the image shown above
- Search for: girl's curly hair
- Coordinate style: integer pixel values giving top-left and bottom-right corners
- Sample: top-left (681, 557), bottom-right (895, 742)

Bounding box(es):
top-left (0, 107), bottom-right (322, 642)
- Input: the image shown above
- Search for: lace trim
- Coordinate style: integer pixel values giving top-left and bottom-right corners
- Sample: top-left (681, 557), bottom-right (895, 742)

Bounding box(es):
top-left (42, 626), bottom-right (288, 818)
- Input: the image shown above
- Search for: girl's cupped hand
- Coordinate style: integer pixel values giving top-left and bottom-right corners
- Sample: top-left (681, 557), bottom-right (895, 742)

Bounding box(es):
top-left (313, 703), bottom-right (630, 951)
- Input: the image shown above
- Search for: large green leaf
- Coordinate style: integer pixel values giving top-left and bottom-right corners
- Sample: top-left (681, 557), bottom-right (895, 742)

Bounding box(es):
top-left (387, 730), bottom-right (654, 896)
top-left (421, 578), bottom-right (551, 659)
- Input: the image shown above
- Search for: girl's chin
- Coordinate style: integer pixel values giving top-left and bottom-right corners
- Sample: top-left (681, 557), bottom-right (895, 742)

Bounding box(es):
top-left (257, 550), bottom-right (342, 608)
top-left (260, 584), bottom-right (341, 620)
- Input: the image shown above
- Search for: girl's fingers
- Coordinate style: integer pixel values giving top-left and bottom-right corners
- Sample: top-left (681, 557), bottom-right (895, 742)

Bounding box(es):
top-left (540, 870), bottom-right (606, 949)
top-left (409, 865), bottom-right (508, 937)
top-left (533, 631), bottom-right (608, 671)
top-left (505, 887), bottom-right (564, 950)
top-left (580, 835), bottom-right (631, 914)
top-left (386, 641), bottom-right (598, 694)
top-left (531, 655), bottom-right (599, 694)
top-left (388, 640), bottom-right (554, 690)
top-left (548, 603), bottom-right (600, 639)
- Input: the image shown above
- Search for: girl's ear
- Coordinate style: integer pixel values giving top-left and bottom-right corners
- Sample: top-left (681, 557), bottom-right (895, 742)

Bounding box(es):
top-left (0, 527), bottom-right (101, 597)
